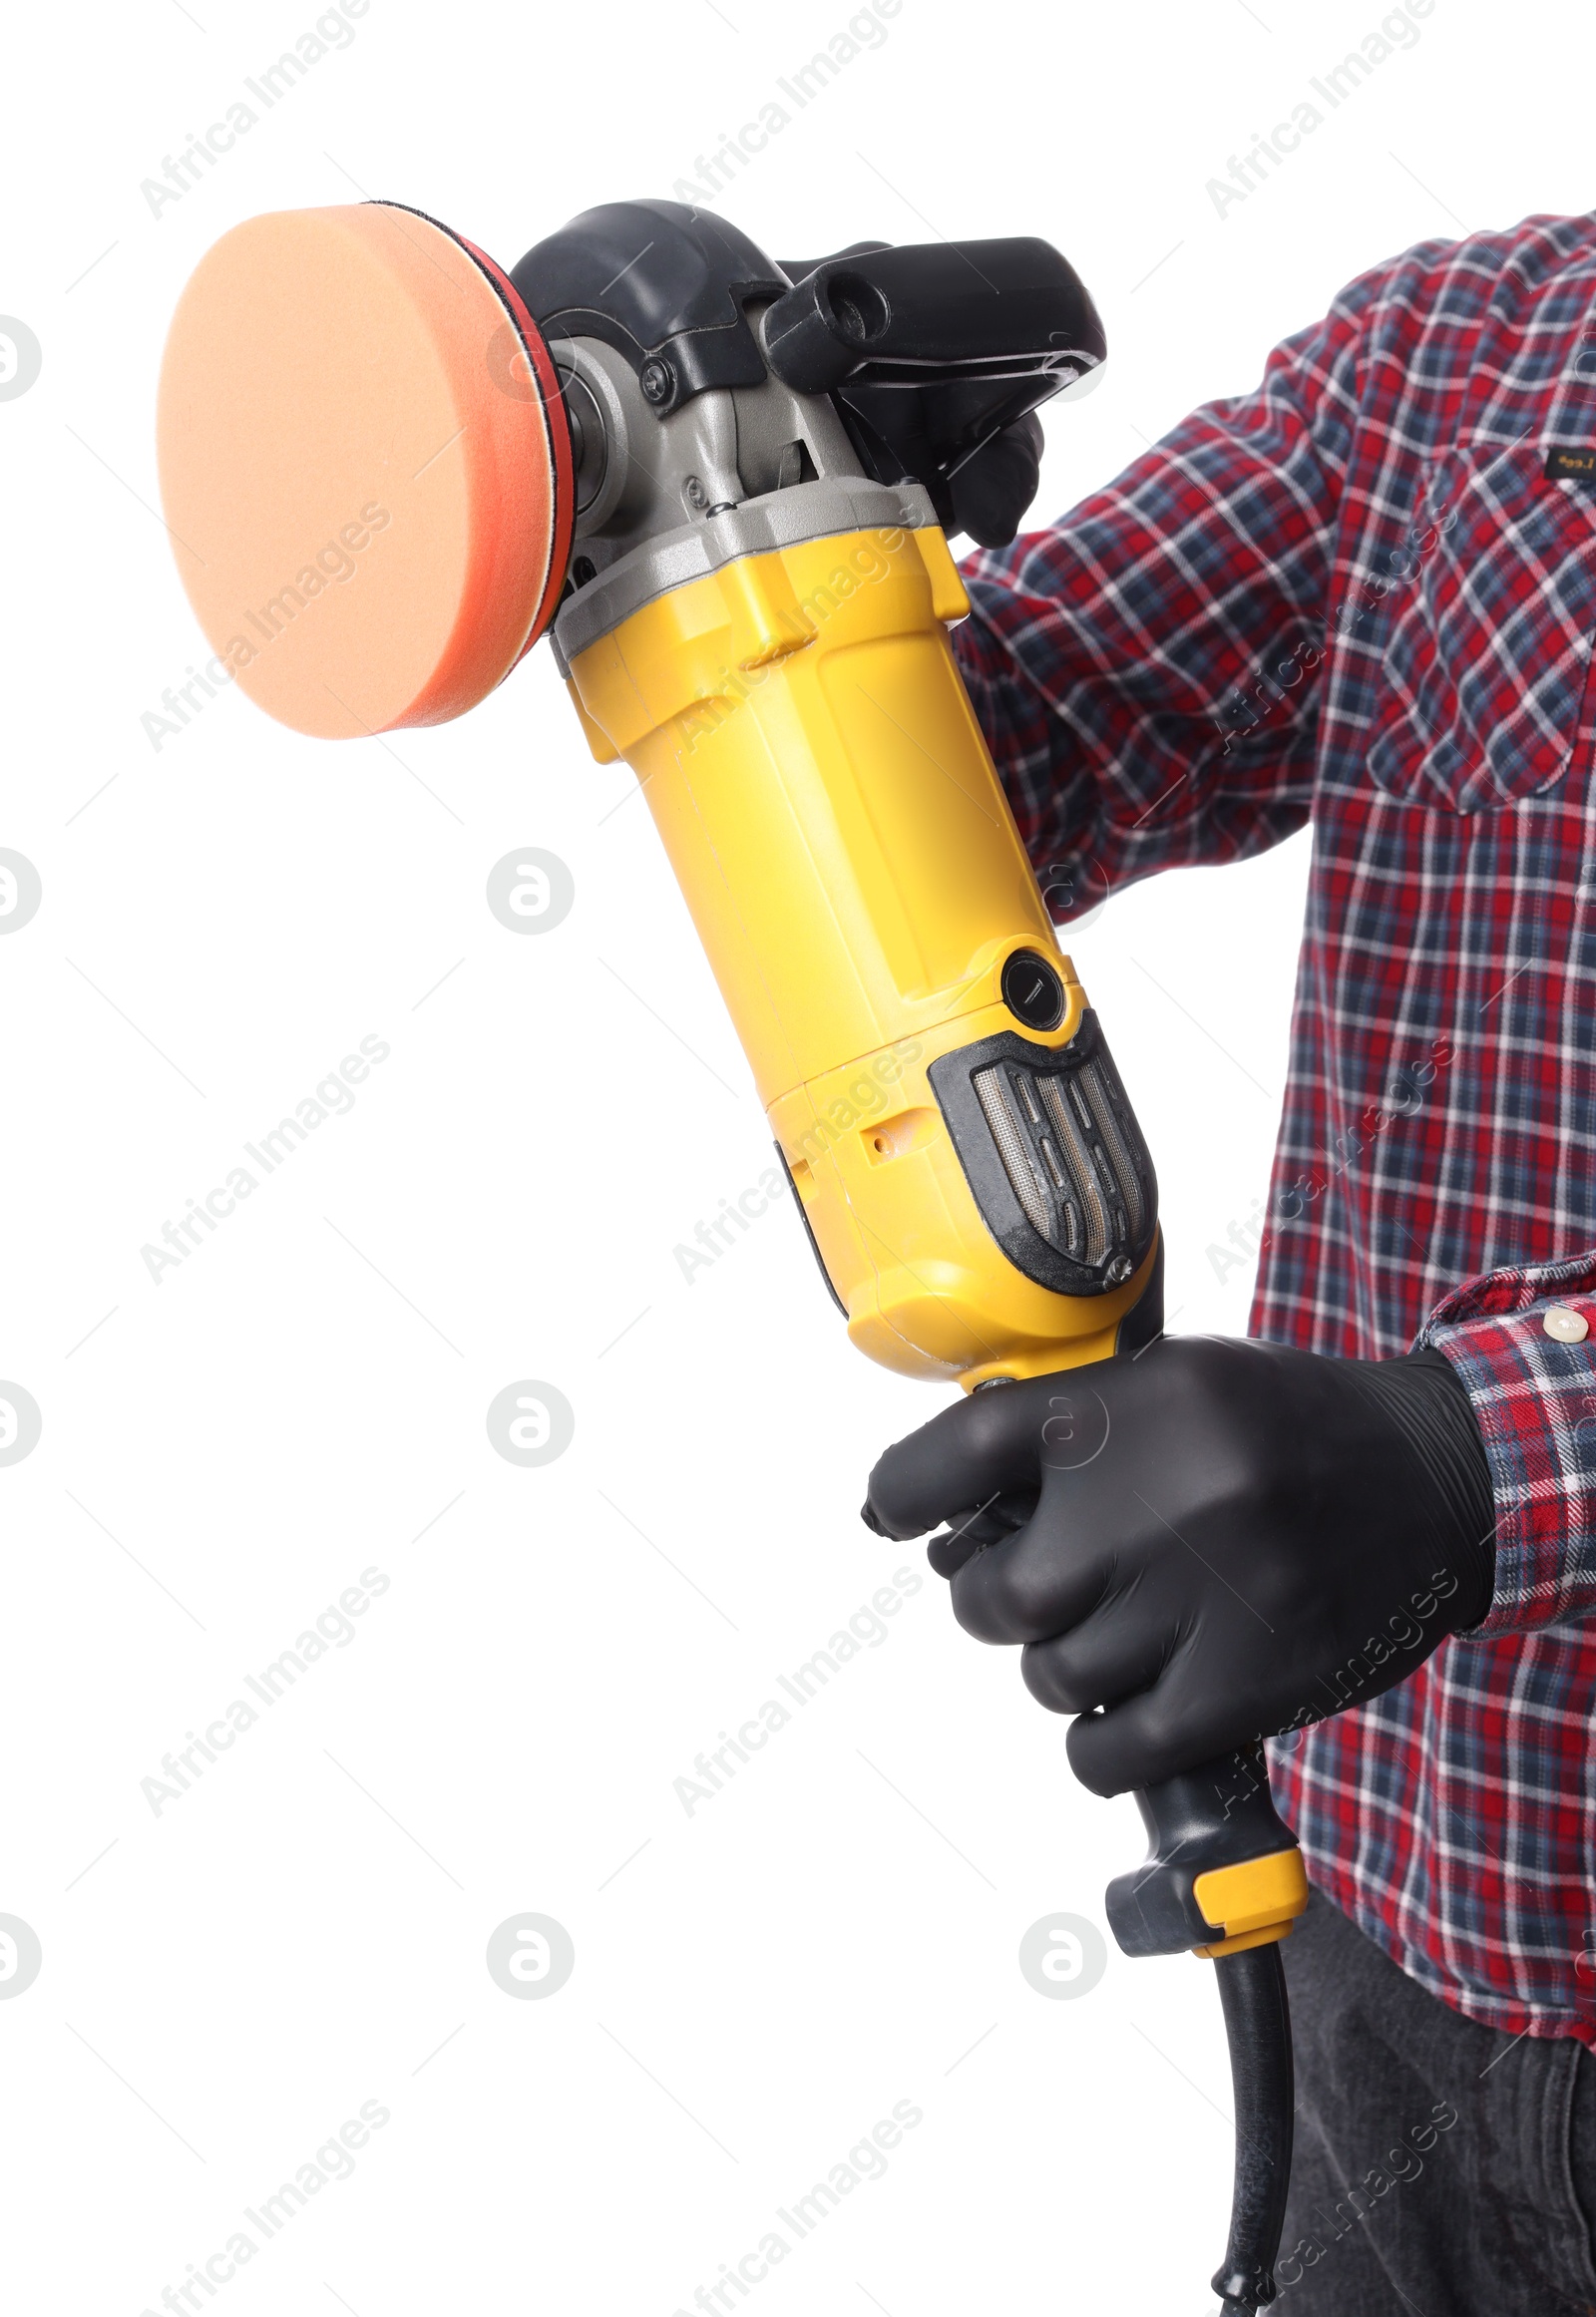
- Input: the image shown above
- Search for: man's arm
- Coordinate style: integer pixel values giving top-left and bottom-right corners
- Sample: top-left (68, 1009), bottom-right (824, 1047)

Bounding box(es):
top-left (955, 261), bottom-right (1394, 909)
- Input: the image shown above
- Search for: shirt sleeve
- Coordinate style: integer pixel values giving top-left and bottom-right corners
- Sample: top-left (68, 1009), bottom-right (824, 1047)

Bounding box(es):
top-left (952, 257), bottom-right (1395, 915)
top-left (1418, 1253), bottom-right (1596, 1635)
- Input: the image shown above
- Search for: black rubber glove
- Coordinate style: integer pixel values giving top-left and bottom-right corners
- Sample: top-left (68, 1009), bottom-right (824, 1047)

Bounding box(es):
top-left (947, 410), bottom-right (1045, 549)
top-left (863, 1338), bottom-right (1496, 1796)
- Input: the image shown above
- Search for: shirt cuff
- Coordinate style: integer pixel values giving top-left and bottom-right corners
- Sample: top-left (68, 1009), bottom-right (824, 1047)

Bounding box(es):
top-left (1418, 1249), bottom-right (1596, 1635)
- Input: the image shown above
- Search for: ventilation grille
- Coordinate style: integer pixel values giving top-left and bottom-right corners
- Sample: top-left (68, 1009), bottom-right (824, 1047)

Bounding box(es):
top-left (970, 1043), bottom-right (1150, 1283)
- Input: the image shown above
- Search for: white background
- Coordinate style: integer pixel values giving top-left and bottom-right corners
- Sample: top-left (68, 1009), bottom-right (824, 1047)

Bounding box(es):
top-left (0, 0), bottom-right (1583, 2310)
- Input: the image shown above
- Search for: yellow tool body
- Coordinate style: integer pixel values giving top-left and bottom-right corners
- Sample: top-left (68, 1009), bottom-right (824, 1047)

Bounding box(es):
top-left (566, 523), bottom-right (1157, 1387)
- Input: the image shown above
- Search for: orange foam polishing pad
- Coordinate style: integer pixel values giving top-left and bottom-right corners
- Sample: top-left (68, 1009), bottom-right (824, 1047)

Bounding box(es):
top-left (158, 202), bottom-right (572, 739)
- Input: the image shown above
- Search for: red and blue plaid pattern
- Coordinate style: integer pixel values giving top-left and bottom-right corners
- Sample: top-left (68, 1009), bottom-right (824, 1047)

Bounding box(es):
top-left (955, 213), bottom-right (1596, 2041)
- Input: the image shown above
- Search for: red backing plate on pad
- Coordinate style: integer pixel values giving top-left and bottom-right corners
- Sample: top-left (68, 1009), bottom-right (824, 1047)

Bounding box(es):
top-left (158, 202), bottom-right (573, 739)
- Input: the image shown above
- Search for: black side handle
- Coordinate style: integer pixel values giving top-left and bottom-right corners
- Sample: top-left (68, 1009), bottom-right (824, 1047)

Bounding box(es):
top-left (762, 237), bottom-right (1105, 394)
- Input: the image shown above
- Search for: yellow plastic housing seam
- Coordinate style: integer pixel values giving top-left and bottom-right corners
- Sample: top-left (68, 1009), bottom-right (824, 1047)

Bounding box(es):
top-left (1191, 1847), bottom-right (1311, 1958)
top-left (912, 525), bottom-right (972, 623)
top-left (565, 678), bottom-right (619, 764)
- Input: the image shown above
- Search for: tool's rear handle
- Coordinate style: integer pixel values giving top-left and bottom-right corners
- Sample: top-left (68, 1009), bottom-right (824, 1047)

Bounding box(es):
top-left (1106, 1744), bottom-right (1309, 1960)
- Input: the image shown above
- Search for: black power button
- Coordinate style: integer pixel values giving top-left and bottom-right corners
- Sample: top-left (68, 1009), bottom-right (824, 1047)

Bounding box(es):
top-left (1000, 949), bottom-right (1066, 1031)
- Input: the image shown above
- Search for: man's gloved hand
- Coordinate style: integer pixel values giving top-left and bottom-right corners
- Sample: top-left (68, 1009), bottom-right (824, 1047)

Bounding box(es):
top-left (947, 410), bottom-right (1045, 549)
top-left (862, 1338), bottom-right (1497, 1795)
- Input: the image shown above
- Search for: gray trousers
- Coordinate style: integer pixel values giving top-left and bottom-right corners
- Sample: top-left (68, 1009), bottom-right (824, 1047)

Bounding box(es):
top-left (1276, 1889), bottom-right (1596, 2313)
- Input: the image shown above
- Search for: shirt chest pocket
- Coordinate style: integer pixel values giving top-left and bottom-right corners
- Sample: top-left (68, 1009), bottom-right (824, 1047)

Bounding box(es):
top-left (1364, 441), bottom-right (1596, 812)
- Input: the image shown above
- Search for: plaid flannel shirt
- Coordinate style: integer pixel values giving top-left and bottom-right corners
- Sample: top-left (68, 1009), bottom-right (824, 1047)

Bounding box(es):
top-left (955, 212), bottom-right (1596, 2041)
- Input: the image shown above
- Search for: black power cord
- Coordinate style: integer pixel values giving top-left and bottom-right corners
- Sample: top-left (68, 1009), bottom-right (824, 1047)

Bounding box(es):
top-left (1212, 1941), bottom-right (1295, 2312)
